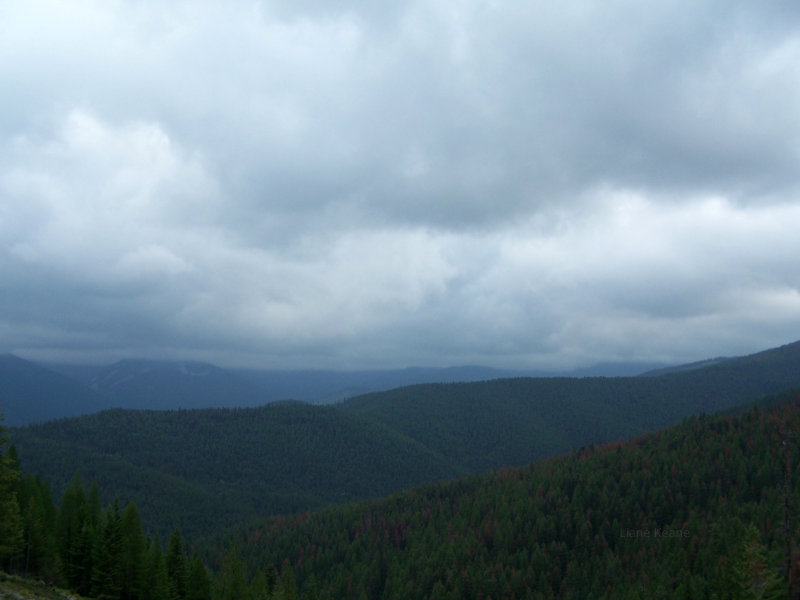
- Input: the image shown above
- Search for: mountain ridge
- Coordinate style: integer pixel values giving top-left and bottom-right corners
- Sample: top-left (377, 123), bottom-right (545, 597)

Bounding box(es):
top-left (11, 339), bottom-right (800, 538)
top-left (4, 354), bottom-right (666, 425)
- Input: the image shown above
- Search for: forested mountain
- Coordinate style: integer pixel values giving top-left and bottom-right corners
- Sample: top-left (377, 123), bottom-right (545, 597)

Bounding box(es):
top-left (0, 355), bottom-right (106, 426)
top-left (50, 358), bottom-right (658, 412)
top-left (213, 391), bottom-right (800, 599)
top-left (10, 341), bottom-right (800, 543)
top-left (8, 341), bottom-right (796, 426)
top-left (4, 345), bottom-right (800, 598)
top-left (339, 340), bottom-right (800, 473)
top-left (52, 360), bottom-right (550, 409)
top-left (10, 402), bottom-right (461, 539)
top-left (7, 356), bottom-right (555, 426)
top-left (5, 391), bottom-right (800, 599)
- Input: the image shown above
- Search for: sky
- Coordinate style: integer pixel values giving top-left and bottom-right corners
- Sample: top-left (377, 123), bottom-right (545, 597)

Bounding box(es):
top-left (2, 0), bottom-right (800, 370)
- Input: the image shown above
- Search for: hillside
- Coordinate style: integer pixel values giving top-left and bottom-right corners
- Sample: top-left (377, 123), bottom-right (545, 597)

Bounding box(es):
top-left (8, 340), bottom-right (791, 426)
top-left (216, 391), bottom-right (800, 599)
top-left (0, 355), bottom-right (105, 426)
top-left (10, 402), bottom-right (460, 539)
top-left (340, 339), bottom-right (800, 472)
top-left (0, 573), bottom-right (91, 600)
top-left (66, 359), bottom-right (270, 410)
top-left (7, 356), bottom-right (552, 426)
top-left (41, 359), bottom-right (661, 417)
top-left (11, 340), bottom-right (800, 539)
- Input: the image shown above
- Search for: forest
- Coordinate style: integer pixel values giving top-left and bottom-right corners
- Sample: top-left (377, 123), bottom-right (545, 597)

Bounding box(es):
top-left (11, 340), bottom-right (800, 541)
top-left (3, 341), bottom-right (800, 598)
top-left (3, 387), bottom-right (800, 598)
top-left (210, 392), bottom-right (800, 598)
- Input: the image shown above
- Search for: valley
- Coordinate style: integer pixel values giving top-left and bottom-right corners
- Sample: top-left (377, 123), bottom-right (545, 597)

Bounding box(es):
top-left (2, 340), bottom-right (800, 598)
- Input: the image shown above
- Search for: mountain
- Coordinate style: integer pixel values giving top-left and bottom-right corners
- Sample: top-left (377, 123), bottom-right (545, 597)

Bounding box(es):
top-left (0, 354), bottom-right (106, 426)
top-left (12, 340), bottom-right (800, 540)
top-left (215, 390), bottom-right (800, 599)
top-left (232, 365), bottom-right (550, 404)
top-left (10, 402), bottom-right (461, 539)
top-left (339, 339), bottom-right (800, 473)
top-left (6, 352), bottom-right (665, 427)
top-left (74, 359), bottom-right (269, 410)
top-left (46, 359), bottom-right (666, 413)
top-left (44, 360), bottom-right (554, 412)
top-left (640, 356), bottom-right (730, 376)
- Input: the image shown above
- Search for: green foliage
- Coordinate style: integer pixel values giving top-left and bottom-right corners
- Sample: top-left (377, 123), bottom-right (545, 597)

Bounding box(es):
top-left (1, 435), bottom-right (217, 600)
top-left (14, 341), bottom-right (800, 542)
top-left (186, 554), bottom-right (212, 600)
top-left (166, 530), bottom-right (188, 600)
top-left (0, 412), bottom-right (24, 564)
top-left (214, 543), bottom-right (247, 600)
top-left (142, 535), bottom-right (170, 600)
top-left (11, 402), bottom-right (459, 539)
top-left (6, 344), bottom-right (800, 599)
top-left (274, 562), bottom-right (298, 600)
top-left (120, 502), bottom-right (145, 600)
top-left (16, 474), bottom-right (60, 581)
top-left (214, 396), bottom-right (800, 599)
top-left (91, 501), bottom-right (124, 600)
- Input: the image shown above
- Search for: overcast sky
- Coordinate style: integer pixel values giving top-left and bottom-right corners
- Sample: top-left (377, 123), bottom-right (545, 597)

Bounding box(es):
top-left (2, 0), bottom-right (800, 370)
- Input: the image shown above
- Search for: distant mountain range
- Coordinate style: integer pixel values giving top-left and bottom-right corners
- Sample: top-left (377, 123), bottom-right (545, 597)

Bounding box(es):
top-left (2, 354), bottom-right (666, 426)
top-left (8, 339), bottom-right (800, 538)
top-left (0, 354), bottom-right (107, 425)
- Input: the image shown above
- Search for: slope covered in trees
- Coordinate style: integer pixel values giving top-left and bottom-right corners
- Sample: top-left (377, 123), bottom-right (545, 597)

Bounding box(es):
top-left (339, 340), bottom-right (800, 473)
top-left (2, 410), bottom-right (306, 600)
top-left (11, 340), bottom-right (800, 540)
top-left (215, 391), bottom-right (800, 599)
top-left (9, 355), bottom-right (648, 426)
top-left (11, 402), bottom-right (460, 539)
top-left (4, 360), bottom-right (800, 598)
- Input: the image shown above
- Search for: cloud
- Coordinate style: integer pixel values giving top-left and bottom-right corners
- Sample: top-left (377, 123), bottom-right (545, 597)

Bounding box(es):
top-left (1, 0), bottom-right (800, 368)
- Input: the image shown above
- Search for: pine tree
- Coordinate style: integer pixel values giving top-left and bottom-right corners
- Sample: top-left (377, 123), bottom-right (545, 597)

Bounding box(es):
top-left (87, 482), bottom-right (103, 525)
top-left (0, 413), bottom-right (24, 568)
top-left (215, 542), bottom-right (247, 600)
top-left (186, 555), bottom-right (212, 600)
top-left (275, 562), bottom-right (298, 600)
top-left (142, 535), bottom-right (170, 600)
top-left (58, 474), bottom-right (88, 588)
top-left (121, 502), bottom-right (145, 600)
top-left (17, 475), bottom-right (59, 581)
top-left (166, 529), bottom-right (188, 600)
top-left (91, 500), bottom-right (124, 600)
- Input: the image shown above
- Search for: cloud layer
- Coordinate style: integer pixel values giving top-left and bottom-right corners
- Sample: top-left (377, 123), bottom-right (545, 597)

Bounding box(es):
top-left (2, 0), bottom-right (800, 368)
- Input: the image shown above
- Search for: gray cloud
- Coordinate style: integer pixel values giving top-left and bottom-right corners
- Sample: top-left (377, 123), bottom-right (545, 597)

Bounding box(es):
top-left (2, 0), bottom-right (800, 369)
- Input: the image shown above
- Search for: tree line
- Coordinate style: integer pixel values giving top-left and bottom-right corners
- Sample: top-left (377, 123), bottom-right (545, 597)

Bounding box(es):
top-left (4, 389), bottom-right (800, 599)
top-left (0, 415), bottom-right (302, 600)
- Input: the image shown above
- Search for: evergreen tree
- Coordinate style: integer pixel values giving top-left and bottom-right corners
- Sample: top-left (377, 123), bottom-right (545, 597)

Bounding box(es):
top-left (186, 554), bottom-right (212, 600)
top-left (250, 563), bottom-right (278, 600)
top-left (166, 529), bottom-right (189, 600)
top-left (0, 412), bottom-right (24, 567)
top-left (58, 474), bottom-right (88, 588)
top-left (275, 562), bottom-right (298, 600)
top-left (215, 543), bottom-right (247, 600)
top-left (142, 535), bottom-right (170, 600)
top-left (17, 475), bottom-right (59, 580)
top-left (121, 502), bottom-right (145, 600)
top-left (91, 500), bottom-right (124, 600)
top-left (301, 573), bottom-right (319, 600)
